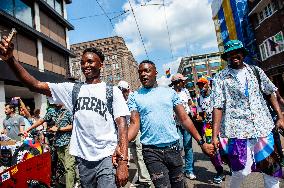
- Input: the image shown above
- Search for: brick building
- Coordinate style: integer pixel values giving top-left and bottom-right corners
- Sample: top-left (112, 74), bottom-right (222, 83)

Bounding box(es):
top-left (0, 0), bottom-right (74, 127)
top-left (70, 36), bottom-right (140, 90)
top-left (177, 52), bottom-right (222, 93)
top-left (248, 0), bottom-right (284, 95)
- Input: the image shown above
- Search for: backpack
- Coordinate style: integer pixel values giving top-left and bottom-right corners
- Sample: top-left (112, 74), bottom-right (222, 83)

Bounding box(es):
top-left (71, 82), bottom-right (115, 120)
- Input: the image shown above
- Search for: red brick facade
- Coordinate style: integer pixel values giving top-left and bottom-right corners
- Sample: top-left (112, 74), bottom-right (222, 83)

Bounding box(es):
top-left (249, 0), bottom-right (284, 95)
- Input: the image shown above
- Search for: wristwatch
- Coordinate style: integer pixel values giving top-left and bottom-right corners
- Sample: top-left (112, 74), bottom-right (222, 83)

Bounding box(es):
top-left (197, 138), bottom-right (205, 146)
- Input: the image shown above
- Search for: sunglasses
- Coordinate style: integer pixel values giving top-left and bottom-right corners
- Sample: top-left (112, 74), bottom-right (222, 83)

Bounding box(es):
top-left (172, 80), bottom-right (184, 85)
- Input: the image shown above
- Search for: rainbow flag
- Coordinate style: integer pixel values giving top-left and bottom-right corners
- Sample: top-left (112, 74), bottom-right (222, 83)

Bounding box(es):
top-left (166, 68), bottom-right (171, 78)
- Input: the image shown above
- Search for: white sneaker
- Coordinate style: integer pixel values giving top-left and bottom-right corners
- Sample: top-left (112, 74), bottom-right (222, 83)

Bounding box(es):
top-left (185, 173), bottom-right (196, 180)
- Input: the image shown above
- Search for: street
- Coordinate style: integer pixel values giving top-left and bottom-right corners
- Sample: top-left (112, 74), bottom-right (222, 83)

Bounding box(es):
top-left (126, 141), bottom-right (284, 188)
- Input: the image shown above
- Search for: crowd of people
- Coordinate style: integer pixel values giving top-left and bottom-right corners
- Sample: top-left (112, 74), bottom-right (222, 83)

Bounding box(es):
top-left (1, 32), bottom-right (284, 188)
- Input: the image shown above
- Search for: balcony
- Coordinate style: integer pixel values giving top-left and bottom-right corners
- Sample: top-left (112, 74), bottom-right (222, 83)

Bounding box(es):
top-left (248, 0), bottom-right (269, 16)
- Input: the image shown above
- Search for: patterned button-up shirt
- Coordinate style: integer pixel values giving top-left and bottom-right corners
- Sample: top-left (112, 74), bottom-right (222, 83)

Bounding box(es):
top-left (44, 107), bottom-right (72, 147)
top-left (200, 94), bottom-right (213, 124)
top-left (211, 64), bottom-right (277, 139)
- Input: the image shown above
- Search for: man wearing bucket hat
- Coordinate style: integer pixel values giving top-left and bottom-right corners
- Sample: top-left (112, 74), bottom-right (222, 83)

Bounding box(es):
top-left (211, 40), bottom-right (284, 188)
top-left (171, 73), bottom-right (197, 180)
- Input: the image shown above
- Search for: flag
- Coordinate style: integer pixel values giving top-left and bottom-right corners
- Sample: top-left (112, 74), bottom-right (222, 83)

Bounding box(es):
top-left (268, 39), bottom-right (278, 52)
top-left (166, 68), bottom-right (171, 78)
top-left (275, 33), bottom-right (283, 42)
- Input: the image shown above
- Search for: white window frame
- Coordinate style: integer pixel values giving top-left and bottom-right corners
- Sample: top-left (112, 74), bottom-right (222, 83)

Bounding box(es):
top-left (257, 2), bottom-right (276, 25)
top-left (259, 31), bottom-right (284, 61)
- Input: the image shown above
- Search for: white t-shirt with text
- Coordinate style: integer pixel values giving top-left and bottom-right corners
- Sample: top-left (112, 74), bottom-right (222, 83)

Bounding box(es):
top-left (47, 82), bottom-right (130, 161)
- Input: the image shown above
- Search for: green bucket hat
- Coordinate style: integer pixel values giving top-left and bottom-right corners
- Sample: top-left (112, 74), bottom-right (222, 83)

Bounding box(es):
top-left (221, 40), bottom-right (249, 60)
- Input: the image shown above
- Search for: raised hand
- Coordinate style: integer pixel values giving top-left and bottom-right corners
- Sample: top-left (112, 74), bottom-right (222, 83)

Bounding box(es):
top-left (0, 35), bottom-right (14, 61)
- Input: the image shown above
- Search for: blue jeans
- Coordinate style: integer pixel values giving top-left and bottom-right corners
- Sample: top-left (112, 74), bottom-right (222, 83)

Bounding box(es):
top-left (177, 126), bottom-right (194, 174)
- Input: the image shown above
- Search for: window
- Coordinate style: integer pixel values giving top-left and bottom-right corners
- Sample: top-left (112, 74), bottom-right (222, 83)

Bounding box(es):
top-left (116, 73), bottom-right (120, 80)
top-left (0, 0), bottom-right (33, 27)
top-left (257, 2), bottom-right (276, 24)
top-left (264, 3), bottom-right (273, 17)
top-left (15, 0), bottom-right (33, 27)
top-left (0, 0), bottom-right (13, 15)
top-left (195, 64), bottom-right (206, 71)
top-left (44, 0), bottom-right (62, 15)
top-left (259, 31), bottom-right (284, 61)
top-left (54, 0), bottom-right (62, 14)
top-left (105, 64), bottom-right (111, 70)
top-left (209, 62), bottom-right (220, 68)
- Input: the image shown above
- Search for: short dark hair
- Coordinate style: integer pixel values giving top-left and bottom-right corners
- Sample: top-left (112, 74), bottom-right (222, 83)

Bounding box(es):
top-left (82, 47), bottom-right (105, 62)
top-left (139, 60), bottom-right (156, 69)
top-left (5, 103), bottom-right (15, 111)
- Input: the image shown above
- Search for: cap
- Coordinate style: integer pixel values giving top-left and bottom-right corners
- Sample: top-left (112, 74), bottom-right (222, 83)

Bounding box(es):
top-left (171, 73), bottom-right (187, 82)
top-left (221, 40), bottom-right (249, 60)
top-left (118, 81), bottom-right (130, 90)
top-left (197, 77), bottom-right (209, 84)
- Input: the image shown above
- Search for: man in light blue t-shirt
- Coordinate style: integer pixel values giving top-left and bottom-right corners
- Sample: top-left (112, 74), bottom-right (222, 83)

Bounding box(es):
top-left (127, 60), bottom-right (214, 188)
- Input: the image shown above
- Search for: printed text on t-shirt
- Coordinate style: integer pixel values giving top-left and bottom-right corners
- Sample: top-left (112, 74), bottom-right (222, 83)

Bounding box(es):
top-left (74, 97), bottom-right (108, 121)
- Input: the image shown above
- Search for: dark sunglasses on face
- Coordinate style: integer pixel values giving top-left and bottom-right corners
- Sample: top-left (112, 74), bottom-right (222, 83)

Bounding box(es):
top-left (172, 80), bottom-right (184, 85)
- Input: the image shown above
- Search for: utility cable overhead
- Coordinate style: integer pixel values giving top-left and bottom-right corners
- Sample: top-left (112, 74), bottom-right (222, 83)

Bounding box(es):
top-left (110, 10), bottom-right (130, 20)
top-left (70, 3), bottom-right (152, 21)
top-left (69, 11), bottom-right (127, 21)
top-left (127, 0), bottom-right (149, 60)
top-left (95, 0), bottom-right (128, 85)
top-left (95, 0), bottom-right (116, 29)
top-left (162, 0), bottom-right (174, 60)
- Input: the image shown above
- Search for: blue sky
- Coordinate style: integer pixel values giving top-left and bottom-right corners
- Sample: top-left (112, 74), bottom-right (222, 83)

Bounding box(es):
top-left (67, 0), bottom-right (218, 77)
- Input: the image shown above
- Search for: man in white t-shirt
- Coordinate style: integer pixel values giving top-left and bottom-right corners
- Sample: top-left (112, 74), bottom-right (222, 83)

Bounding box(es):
top-left (0, 36), bottom-right (130, 188)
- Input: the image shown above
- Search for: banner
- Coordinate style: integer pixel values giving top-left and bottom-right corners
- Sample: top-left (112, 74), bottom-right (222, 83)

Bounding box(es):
top-left (0, 152), bottom-right (51, 188)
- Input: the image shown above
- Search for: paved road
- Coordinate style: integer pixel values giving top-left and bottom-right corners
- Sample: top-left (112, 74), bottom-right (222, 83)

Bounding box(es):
top-left (126, 141), bottom-right (284, 188)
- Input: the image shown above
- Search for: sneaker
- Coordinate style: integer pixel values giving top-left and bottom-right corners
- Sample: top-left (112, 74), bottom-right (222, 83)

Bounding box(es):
top-left (185, 173), bottom-right (196, 180)
top-left (213, 173), bottom-right (225, 184)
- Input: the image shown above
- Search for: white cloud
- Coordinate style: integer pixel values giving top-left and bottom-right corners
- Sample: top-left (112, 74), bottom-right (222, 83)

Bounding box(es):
top-left (162, 57), bottom-right (182, 75)
top-left (157, 76), bottom-right (171, 87)
top-left (114, 0), bottom-right (217, 57)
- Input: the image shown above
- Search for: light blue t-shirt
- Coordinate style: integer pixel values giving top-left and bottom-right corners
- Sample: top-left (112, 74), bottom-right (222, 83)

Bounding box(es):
top-left (128, 86), bottom-right (181, 147)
